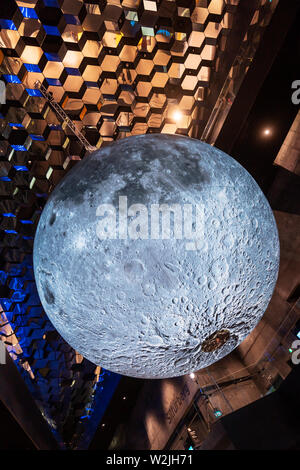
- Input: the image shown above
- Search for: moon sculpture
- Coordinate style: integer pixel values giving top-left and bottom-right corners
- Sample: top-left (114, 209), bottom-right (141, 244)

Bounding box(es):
top-left (33, 134), bottom-right (279, 379)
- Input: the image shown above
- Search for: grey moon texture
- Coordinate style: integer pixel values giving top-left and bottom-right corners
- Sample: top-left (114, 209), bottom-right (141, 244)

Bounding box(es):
top-left (33, 134), bottom-right (280, 379)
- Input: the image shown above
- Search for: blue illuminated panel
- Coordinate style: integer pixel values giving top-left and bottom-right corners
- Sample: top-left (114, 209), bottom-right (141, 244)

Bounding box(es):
top-left (85, 82), bottom-right (98, 88)
top-left (64, 14), bottom-right (80, 25)
top-left (19, 7), bottom-right (39, 19)
top-left (14, 164), bottom-right (29, 170)
top-left (0, 19), bottom-right (16, 30)
top-left (30, 134), bottom-right (45, 141)
top-left (24, 64), bottom-right (41, 73)
top-left (65, 68), bottom-right (81, 76)
top-left (46, 78), bottom-right (61, 86)
top-left (11, 146), bottom-right (28, 152)
top-left (45, 52), bottom-right (61, 62)
top-left (26, 88), bottom-right (42, 97)
top-left (3, 75), bottom-right (21, 84)
top-left (43, 25), bottom-right (60, 36)
top-left (44, 0), bottom-right (59, 6)
top-left (9, 123), bottom-right (24, 128)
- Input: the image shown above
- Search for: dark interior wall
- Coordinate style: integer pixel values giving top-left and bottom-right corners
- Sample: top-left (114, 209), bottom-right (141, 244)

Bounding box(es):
top-left (0, 349), bottom-right (60, 450)
top-left (220, 365), bottom-right (300, 450)
top-left (216, 0), bottom-right (300, 194)
top-left (268, 168), bottom-right (300, 216)
top-left (194, 0), bottom-right (262, 138)
top-left (0, 400), bottom-right (35, 450)
top-left (89, 376), bottom-right (145, 450)
top-left (238, 209), bottom-right (300, 358)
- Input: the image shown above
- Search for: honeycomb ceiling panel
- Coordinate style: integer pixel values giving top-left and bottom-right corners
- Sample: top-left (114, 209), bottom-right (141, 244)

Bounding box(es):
top-left (0, 0), bottom-right (276, 449)
top-left (1, 0), bottom-right (241, 148)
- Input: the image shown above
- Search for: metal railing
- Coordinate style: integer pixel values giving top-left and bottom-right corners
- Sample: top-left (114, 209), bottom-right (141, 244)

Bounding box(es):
top-left (34, 80), bottom-right (97, 153)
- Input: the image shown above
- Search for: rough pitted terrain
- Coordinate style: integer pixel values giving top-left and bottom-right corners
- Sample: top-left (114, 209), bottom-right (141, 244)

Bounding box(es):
top-left (33, 134), bottom-right (279, 378)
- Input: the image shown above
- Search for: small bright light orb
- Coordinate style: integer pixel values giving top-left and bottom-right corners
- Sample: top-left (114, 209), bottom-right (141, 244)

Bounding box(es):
top-left (263, 128), bottom-right (271, 136)
top-left (173, 110), bottom-right (182, 122)
top-left (190, 373), bottom-right (196, 379)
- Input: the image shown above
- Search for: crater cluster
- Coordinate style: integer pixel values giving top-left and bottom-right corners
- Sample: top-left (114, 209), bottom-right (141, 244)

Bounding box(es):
top-left (33, 134), bottom-right (279, 378)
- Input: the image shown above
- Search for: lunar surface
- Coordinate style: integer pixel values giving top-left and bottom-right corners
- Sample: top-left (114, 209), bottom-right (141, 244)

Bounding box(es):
top-left (33, 134), bottom-right (279, 379)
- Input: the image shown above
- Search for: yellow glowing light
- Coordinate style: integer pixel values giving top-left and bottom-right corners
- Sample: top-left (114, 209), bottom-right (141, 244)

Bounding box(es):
top-left (263, 128), bottom-right (271, 136)
top-left (173, 110), bottom-right (182, 122)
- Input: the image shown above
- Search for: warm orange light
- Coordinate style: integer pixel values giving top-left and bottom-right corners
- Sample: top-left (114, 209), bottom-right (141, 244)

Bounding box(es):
top-left (263, 128), bottom-right (271, 136)
top-left (173, 110), bottom-right (182, 122)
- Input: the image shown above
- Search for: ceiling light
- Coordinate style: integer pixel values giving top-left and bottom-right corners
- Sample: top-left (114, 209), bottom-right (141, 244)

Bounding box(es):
top-left (173, 110), bottom-right (182, 122)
